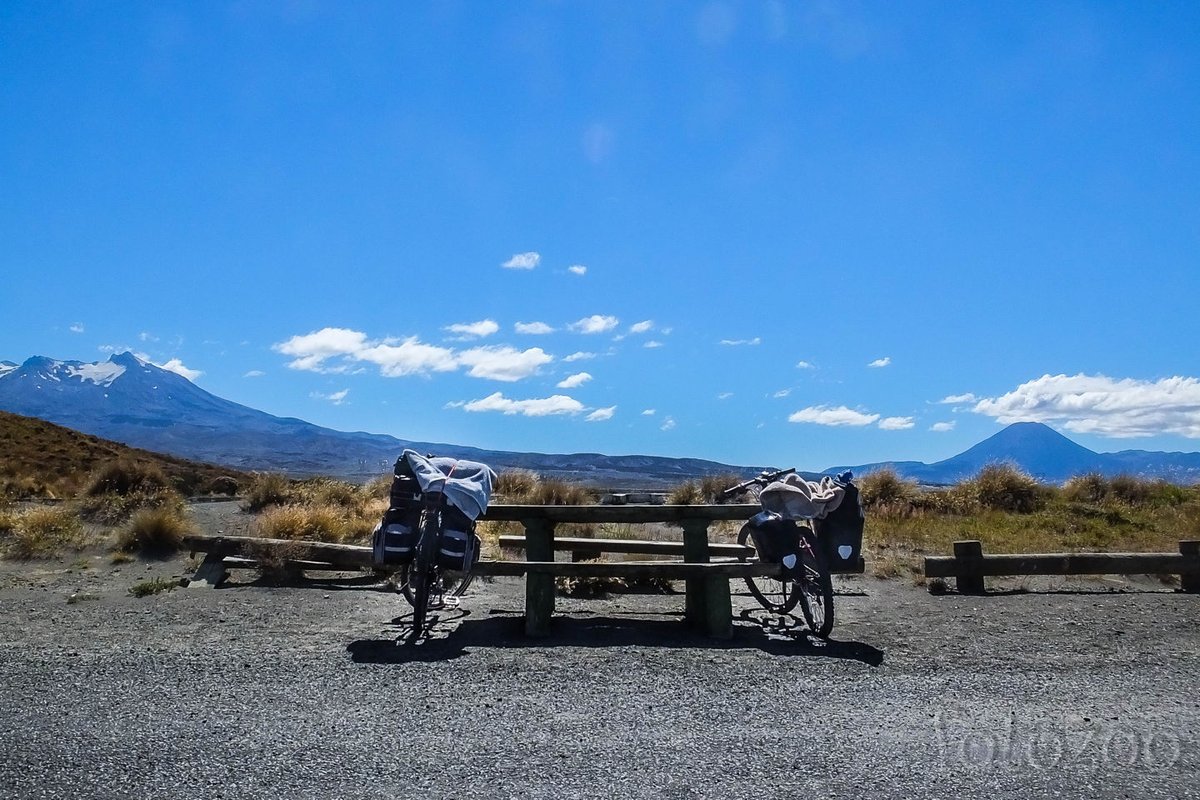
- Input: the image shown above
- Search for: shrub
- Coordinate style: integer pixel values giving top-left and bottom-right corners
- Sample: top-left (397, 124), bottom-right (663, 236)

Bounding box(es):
top-left (252, 503), bottom-right (373, 543)
top-left (529, 478), bottom-right (595, 505)
top-left (295, 478), bottom-right (364, 511)
top-left (362, 474), bottom-right (392, 501)
top-left (241, 473), bottom-right (294, 512)
top-left (698, 473), bottom-right (743, 503)
top-left (83, 459), bottom-right (171, 497)
top-left (117, 507), bottom-right (193, 557)
top-left (859, 468), bottom-right (919, 508)
top-left (960, 463), bottom-right (1046, 513)
top-left (1063, 472), bottom-right (1108, 504)
top-left (129, 577), bottom-right (179, 598)
top-left (494, 470), bottom-right (539, 500)
top-left (207, 475), bottom-right (240, 496)
top-left (2, 507), bottom-right (86, 559)
top-left (79, 459), bottom-right (181, 523)
top-left (668, 481), bottom-right (702, 505)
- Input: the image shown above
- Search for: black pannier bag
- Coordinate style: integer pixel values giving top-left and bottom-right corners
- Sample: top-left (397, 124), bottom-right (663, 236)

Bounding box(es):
top-left (814, 477), bottom-right (865, 571)
top-left (372, 507), bottom-right (420, 567)
top-left (372, 457), bottom-right (425, 568)
top-left (389, 455), bottom-right (422, 511)
top-left (437, 503), bottom-right (481, 571)
top-left (746, 512), bottom-right (803, 564)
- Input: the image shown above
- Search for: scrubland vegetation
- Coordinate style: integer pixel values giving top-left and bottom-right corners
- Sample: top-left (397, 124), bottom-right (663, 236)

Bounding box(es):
top-left (856, 465), bottom-right (1200, 581)
top-left (3, 445), bottom-right (1197, 598)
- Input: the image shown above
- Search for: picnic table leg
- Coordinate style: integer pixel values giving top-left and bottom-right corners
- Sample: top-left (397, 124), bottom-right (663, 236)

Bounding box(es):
top-left (524, 518), bottom-right (556, 637)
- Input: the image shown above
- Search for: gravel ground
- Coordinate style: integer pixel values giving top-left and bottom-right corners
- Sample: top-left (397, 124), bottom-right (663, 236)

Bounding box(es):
top-left (1, 505), bottom-right (1198, 799)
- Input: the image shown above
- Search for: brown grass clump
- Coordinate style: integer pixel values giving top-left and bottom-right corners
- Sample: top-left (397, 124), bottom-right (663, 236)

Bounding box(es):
top-left (251, 503), bottom-right (374, 544)
top-left (668, 481), bottom-right (702, 505)
top-left (959, 463), bottom-right (1047, 513)
top-left (494, 470), bottom-right (539, 499)
top-left (241, 473), bottom-right (295, 512)
top-left (78, 459), bottom-right (183, 523)
top-left (116, 506), bottom-right (194, 557)
top-left (1, 506), bottom-right (86, 559)
top-left (860, 468), bottom-right (919, 508)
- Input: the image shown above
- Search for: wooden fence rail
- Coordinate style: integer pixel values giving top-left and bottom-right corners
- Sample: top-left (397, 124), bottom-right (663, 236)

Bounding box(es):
top-left (925, 539), bottom-right (1200, 594)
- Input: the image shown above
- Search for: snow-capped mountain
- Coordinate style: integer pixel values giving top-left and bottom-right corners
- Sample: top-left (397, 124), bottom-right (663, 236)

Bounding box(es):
top-left (0, 353), bottom-right (755, 482)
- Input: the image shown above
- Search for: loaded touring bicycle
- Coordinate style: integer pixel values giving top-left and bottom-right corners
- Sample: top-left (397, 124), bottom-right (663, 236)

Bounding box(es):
top-left (371, 450), bottom-right (496, 642)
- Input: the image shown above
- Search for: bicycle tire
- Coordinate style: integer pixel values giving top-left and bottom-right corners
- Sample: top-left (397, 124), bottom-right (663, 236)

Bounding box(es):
top-left (406, 508), bottom-right (443, 642)
top-left (795, 529), bottom-right (834, 638)
top-left (737, 523), bottom-right (801, 614)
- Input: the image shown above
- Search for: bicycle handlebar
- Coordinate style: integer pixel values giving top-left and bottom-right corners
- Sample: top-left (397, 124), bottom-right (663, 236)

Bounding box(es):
top-left (719, 467), bottom-right (797, 499)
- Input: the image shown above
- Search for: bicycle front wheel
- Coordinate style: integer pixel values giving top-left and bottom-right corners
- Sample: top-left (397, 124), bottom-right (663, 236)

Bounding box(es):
top-left (737, 523), bottom-right (801, 614)
top-left (795, 529), bottom-right (834, 638)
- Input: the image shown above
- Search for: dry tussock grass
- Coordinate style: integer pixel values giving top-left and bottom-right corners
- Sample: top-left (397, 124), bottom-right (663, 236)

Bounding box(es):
top-left (1, 506), bottom-right (86, 559)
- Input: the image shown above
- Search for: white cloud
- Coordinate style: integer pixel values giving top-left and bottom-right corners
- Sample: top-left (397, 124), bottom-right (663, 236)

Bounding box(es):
top-left (138, 331), bottom-right (158, 342)
top-left (879, 416), bottom-right (915, 431)
top-left (563, 351), bottom-right (596, 362)
top-left (642, 409), bottom-right (656, 416)
top-left (274, 328), bottom-right (457, 377)
top-left (717, 392), bottom-right (734, 400)
top-left (515, 321), bottom-right (555, 335)
top-left (940, 393), bottom-right (978, 404)
top-left (788, 405), bottom-right (880, 427)
top-left (569, 315), bottom-right (620, 334)
top-left (971, 373), bottom-right (1200, 438)
top-left (644, 340), bottom-right (665, 349)
top-left (244, 370), bottom-right (265, 378)
top-left (461, 391), bottom-right (584, 417)
top-left (931, 421), bottom-right (956, 432)
top-left (796, 360), bottom-right (814, 369)
top-left (457, 346), bottom-right (552, 382)
top-left (312, 389), bottom-right (349, 405)
top-left (720, 337), bottom-right (761, 346)
top-left (445, 319), bottom-right (499, 339)
top-left (586, 406), bottom-right (616, 422)
top-left (69, 323), bottom-right (85, 334)
top-left (568, 264), bottom-right (588, 276)
top-left (661, 417), bottom-right (677, 431)
top-left (868, 357), bottom-right (892, 368)
top-left (773, 389), bottom-right (791, 398)
top-left (629, 320), bottom-right (654, 334)
top-left (154, 358), bottom-right (203, 381)
top-left (557, 371), bottom-right (592, 389)
top-left (502, 251), bottom-right (540, 270)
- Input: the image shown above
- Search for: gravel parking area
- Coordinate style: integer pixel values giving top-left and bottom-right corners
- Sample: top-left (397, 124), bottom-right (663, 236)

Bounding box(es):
top-left (1, 546), bottom-right (1198, 799)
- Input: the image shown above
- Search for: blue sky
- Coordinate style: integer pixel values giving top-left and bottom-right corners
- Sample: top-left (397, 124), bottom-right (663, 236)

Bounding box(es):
top-left (3, 2), bottom-right (1199, 471)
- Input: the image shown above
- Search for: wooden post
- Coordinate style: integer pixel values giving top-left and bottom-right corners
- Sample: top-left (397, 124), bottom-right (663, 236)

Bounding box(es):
top-left (682, 518), bottom-right (730, 637)
top-left (1181, 541), bottom-right (1200, 594)
top-left (188, 552), bottom-right (227, 589)
top-left (954, 539), bottom-right (986, 594)
top-left (524, 518), bottom-right (556, 637)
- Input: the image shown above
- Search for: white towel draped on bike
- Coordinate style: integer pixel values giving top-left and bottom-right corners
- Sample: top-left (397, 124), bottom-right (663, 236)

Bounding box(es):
top-left (402, 449), bottom-right (496, 521)
top-left (758, 474), bottom-right (845, 521)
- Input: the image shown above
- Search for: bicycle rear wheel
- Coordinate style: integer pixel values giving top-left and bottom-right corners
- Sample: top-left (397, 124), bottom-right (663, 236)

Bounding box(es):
top-left (737, 523), bottom-right (801, 613)
top-left (795, 529), bottom-right (834, 638)
top-left (406, 510), bottom-right (443, 642)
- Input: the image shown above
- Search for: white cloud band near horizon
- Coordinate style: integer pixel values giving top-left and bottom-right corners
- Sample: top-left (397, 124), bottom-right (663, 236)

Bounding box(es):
top-left (789, 405), bottom-right (880, 427)
top-left (274, 327), bottom-right (549, 382)
top-left (458, 391), bottom-right (584, 417)
top-left (970, 373), bottom-right (1200, 438)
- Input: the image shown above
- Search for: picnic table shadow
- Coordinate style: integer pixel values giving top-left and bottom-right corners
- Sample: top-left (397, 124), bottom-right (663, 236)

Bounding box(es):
top-left (346, 608), bottom-right (884, 666)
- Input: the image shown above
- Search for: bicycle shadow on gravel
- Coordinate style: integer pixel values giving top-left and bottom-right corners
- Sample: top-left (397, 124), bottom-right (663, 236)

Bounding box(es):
top-left (347, 611), bottom-right (884, 666)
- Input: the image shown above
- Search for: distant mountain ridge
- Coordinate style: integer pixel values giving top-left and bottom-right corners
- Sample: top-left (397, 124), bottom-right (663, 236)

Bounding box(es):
top-left (826, 422), bottom-right (1200, 484)
top-left (0, 353), bottom-right (763, 484)
top-left (2, 353), bottom-right (1199, 485)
